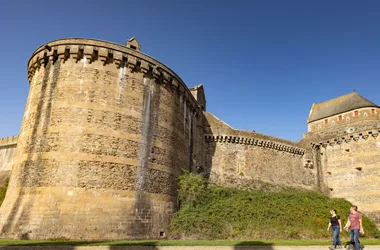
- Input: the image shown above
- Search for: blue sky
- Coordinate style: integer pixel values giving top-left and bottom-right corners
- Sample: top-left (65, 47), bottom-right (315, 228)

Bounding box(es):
top-left (1, 0), bottom-right (380, 141)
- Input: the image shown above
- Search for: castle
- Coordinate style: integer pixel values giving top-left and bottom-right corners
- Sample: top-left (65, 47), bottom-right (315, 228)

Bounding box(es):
top-left (0, 37), bottom-right (378, 240)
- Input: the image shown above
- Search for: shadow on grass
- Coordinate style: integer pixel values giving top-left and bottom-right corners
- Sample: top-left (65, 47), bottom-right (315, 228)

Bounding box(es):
top-left (0, 239), bottom-right (274, 248)
top-left (0, 240), bottom-right (102, 246)
top-left (109, 241), bottom-right (159, 250)
top-left (2, 238), bottom-right (380, 248)
top-left (234, 241), bottom-right (274, 249)
top-left (0, 240), bottom-right (161, 247)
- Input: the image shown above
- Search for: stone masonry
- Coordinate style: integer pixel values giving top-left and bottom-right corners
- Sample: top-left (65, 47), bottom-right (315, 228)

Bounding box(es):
top-left (0, 38), bottom-right (378, 240)
top-left (0, 136), bottom-right (18, 172)
top-left (0, 38), bottom-right (204, 240)
top-left (303, 92), bottom-right (380, 226)
top-left (0, 136), bottom-right (18, 185)
top-left (204, 113), bottom-right (316, 191)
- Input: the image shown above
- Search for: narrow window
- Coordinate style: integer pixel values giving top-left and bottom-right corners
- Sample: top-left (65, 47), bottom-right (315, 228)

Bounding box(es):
top-left (354, 111), bottom-right (359, 116)
top-left (371, 109), bottom-right (375, 115)
top-left (325, 119), bottom-right (328, 124)
top-left (338, 115), bottom-right (342, 121)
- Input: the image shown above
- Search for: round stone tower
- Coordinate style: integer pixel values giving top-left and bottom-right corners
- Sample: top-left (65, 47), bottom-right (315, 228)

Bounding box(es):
top-left (0, 38), bottom-right (203, 240)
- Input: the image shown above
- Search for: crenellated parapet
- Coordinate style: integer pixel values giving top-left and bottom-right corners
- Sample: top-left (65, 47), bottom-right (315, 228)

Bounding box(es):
top-left (204, 129), bottom-right (316, 191)
top-left (0, 135), bottom-right (18, 148)
top-left (205, 134), bottom-right (305, 155)
top-left (27, 38), bottom-right (201, 113)
top-left (312, 127), bottom-right (380, 227)
top-left (311, 128), bottom-right (380, 149)
top-left (0, 37), bottom-right (210, 240)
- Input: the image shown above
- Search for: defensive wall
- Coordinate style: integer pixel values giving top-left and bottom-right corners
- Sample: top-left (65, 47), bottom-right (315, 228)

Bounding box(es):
top-left (0, 38), bottom-right (379, 240)
top-left (0, 136), bottom-right (18, 185)
top-left (204, 113), bottom-right (318, 191)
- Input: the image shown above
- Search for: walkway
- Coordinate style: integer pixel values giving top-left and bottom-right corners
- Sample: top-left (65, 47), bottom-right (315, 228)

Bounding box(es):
top-left (0, 246), bottom-right (379, 250)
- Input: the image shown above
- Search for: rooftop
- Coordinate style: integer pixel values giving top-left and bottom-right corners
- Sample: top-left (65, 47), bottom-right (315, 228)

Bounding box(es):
top-left (308, 92), bottom-right (379, 123)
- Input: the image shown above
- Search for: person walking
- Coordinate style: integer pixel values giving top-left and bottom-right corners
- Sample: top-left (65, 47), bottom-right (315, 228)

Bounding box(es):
top-left (327, 209), bottom-right (343, 249)
top-left (344, 205), bottom-right (365, 250)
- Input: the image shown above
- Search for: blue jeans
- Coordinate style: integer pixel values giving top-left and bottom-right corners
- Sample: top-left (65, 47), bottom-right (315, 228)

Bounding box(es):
top-left (332, 226), bottom-right (342, 247)
top-left (350, 229), bottom-right (360, 250)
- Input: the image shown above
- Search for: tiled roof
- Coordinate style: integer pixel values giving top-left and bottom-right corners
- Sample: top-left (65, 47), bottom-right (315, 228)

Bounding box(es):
top-left (308, 92), bottom-right (379, 123)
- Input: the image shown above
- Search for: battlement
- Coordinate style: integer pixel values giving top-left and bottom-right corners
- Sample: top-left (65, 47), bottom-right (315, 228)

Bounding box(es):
top-left (0, 135), bottom-right (18, 148)
top-left (203, 111), bottom-right (315, 192)
top-left (0, 37), bottom-right (210, 240)
top-left (311, 128), bottom-right (380, 148)
top-left (1, 35), bottom-right (379, 238)
top-left (27, 38), bottom-right (202, 113)
top-left (312, 127), bottom-right (380, 226)
top-left (205, 135), bottom-right (305, 155)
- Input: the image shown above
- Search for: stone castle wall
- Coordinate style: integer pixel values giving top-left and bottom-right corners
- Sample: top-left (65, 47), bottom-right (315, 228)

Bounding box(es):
top-left (0, 136), bottom-right (18, 185)
top-left (0, 136), bottom-right (18, 172)
top-left (0, 39), bottom-right (205, 240)
top-left (309, 129), bottom-right (380, 226)
top-left (203, 113), bottom-right (318, 190)
top-left (0, 36), bottom-right (379, 240)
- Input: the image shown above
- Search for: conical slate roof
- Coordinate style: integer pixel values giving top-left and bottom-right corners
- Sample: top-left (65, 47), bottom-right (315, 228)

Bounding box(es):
top-left (308, 92), bottom-right (379, 123)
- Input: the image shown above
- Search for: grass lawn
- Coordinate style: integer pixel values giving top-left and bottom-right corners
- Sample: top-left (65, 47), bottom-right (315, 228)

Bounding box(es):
top-left (0, 239), bottom-right (378, 246)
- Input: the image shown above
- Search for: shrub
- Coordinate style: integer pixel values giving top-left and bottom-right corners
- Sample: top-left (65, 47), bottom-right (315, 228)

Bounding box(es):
top-left (177, 171), bottom-right (207, 207)
top-left (169, 173), bottom-right (380, 240)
